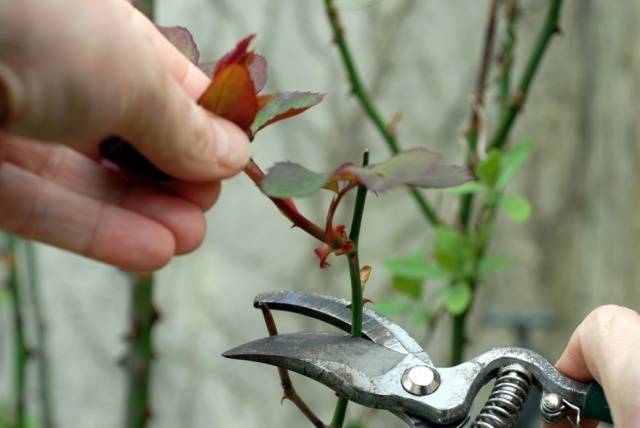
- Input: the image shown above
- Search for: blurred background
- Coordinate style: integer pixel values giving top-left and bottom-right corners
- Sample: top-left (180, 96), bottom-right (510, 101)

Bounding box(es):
top-left (1, 0), bottom-right (639, 427)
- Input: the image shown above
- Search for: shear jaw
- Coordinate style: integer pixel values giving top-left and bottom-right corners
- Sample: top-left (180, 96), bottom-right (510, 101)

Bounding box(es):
top-left (223, 291), bottom-right (593, 427)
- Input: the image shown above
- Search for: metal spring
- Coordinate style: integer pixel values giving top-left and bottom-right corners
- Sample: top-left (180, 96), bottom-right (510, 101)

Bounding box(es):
top-left (471, 364), bottom-right (533, 428)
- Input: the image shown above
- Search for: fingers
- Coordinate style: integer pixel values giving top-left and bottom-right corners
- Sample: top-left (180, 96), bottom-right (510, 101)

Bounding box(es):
top-left (543, 305), bottom-right (640, 428)
top-left (0, 0), bottom-right (250, 181)
top-left (1, 135), bottom-right (217, 259)
top-left (2, 134), bottom-right (221, 211)
top-left (0, 162), bottom-right (174, 271)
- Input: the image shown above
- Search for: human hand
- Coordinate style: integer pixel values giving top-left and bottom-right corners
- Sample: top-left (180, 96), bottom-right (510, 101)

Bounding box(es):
top-left (543, 305), bottom-right (640, 428)
top-left (0, 0), bottom-right (250, 270)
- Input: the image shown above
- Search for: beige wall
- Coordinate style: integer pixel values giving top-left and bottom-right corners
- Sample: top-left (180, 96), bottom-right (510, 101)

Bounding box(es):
top-left (1, 1), bottom-right (638, 427)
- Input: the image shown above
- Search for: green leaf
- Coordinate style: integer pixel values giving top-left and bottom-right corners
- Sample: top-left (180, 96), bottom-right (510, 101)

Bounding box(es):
top-left (343, 148), bottom-right (472, 193)
top-left (260, 162), bottom-right (329, 198)
top-left (496, 138), bottom-right (532, 189)
top-left (393, 276), bottom-right (423, 299)
top-left (434, 227), bottom-right (466, 272)
top-left (479, 256), bottom-right (510, 273)
top-left (384, 251), bottom-right (450, 279)
top-left (407, 165), bottom-right (475, 189)
top-left (251, 92), bottom-right (324, 135)
top-left (446, 282), bottom-right (472, 315)
top-left (500, 194), bottom-right (531, 222)
top-left (372, 299), bottom-right (412, 318)
top-left (346, 423), bottom-right (366, 428)
top-left (444, 181), bottom-right (486, 194)
top-left (0, 289), bottom-right (9, 305)
top-left (411, 307), bottom-right (434, 326)
top-left (475, 150), bottom-right (502, 187)
top-left (157, 26), bottom-right (200, 64)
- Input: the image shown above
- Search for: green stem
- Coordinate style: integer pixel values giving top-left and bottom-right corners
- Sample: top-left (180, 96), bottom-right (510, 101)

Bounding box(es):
top-left (330, 152), bottom-right (369, 428)
top-left (499, 0), bottom-right (519, 115)
top-left (329, 399), bottom-right (349, 428)
top-left (24, 241), bottom-right (56, 428)
top-left (450, 312), bottom-right (467, 366)
top-left (5, 235), bottom-right (27, 428)
top-left (243, 161), bottom-right (329, 244)
top-left (454, 0), bottom-right (562, 364)
top-left (489, 0), bottom-right (563, 150)
top-left (324, 0), bottom-right (440, 226)
top-left (459, 0), bottom-right (499, 230)
top-left (125, 273), bottom-right (156, 428)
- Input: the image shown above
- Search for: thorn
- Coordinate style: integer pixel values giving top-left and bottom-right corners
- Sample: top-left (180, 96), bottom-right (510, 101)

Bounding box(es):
top-left (363, 298), bottom-right (375, 305)
top-left (116, 355), bottom-right (127, 368)
top-left (280, 395), bottom-right (288, 405)
top-left (151, 306), bottom-right (161, 323)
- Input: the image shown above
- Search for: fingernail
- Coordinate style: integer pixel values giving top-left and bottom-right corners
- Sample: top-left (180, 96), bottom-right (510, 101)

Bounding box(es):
top-left (211, 118), bottom-right (251, 171)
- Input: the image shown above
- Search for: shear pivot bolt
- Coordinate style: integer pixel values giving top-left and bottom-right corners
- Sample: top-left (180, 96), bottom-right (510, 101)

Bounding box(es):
top-left (401, 366), bottom-right (440, 396)
top-left (540, 392), bottom-right (567, 424)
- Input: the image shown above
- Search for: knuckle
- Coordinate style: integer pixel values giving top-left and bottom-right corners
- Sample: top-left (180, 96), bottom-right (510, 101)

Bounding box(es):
top-left (586, 304), bottom-right (639, 334)
top-left (181, 104), bottom-right (217, 163)
top-left (38, 145), bottom-right (68, 180)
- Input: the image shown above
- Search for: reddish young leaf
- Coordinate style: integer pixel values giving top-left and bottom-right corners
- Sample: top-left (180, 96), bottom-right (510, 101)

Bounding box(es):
top-left (157, 26), bottom-right (200, 64)
top-left (245, 52), bottom-right (268, 93)
top-left (314, 244), bottom-right (333, 269)
top-left (198, 64), bottom-right (258, 131)
top-left (198, 61), bottom-right (216, 78)
top-left (200, 53), bottom-right (267, 91)
top-left (250, 92), bottom-right (324, 136)
top-left (213, 34), bottom-right (256, 79)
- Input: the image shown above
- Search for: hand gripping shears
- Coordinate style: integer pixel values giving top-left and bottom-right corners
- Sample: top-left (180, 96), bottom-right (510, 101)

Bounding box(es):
top-left (223, 291), bottom-right (612, 427)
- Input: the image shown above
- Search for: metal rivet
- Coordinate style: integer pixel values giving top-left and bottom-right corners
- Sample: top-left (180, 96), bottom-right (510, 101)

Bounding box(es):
top-left (540, 392), bottom-right (567, 424)
top-left (401, 366), bottom-right (440, 396)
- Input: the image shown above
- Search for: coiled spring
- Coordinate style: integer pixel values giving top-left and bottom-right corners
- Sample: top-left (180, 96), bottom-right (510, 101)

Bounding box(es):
top-left (471, 364), bottom-right (533, 428)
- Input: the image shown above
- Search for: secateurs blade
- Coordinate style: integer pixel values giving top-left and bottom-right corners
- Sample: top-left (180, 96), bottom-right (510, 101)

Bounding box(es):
top-left (223, 291), bottom-right (612, 427)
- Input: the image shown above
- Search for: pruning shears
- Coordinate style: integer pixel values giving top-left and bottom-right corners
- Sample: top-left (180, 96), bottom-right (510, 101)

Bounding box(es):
top-left (223, 291), bottom-right (612, 427)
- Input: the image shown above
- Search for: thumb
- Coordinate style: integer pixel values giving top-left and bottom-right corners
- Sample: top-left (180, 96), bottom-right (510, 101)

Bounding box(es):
top-left (116, 73), bottom-right (250, 181)
top-left (542, 305), bottom-right (640, 428)
top-left (0, 0), bottom-right (250, 181)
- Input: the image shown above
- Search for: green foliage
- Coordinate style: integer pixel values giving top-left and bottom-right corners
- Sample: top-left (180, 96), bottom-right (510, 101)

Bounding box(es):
top-left (0, 288), bottom-right (9, 305)
top-left (446, 282), bottom-right (472, 315)
top-left (475, 150), bottom-right (502, 187)
top-left (384, 251), bottom-right (449, 279)
top-left (479, 256), bottom-right (510, 273)
top-left (500, 194), bottom-right (532, 222)
top-left (261, 148), bottom-right (472, 198)
top-left (444, 181), bottom-right (486, 194)
top-left (434, 227), bottom-right (467, 272)
top-left (372, 299), bottom-right (412, 318)
top-left (261, 162), bottom-right (329, 198)
top-left (251, 92), bottom-right (324, 135)
top-left (392, 276), bottom-right (422, 299)
top-left (496, 138), bottom-right (532, 189)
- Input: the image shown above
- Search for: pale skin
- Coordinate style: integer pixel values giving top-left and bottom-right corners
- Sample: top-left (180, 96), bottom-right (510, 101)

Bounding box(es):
top-left (543, 305), bottom-right (640, 428)
top-left (0, 0), bottom-right (250, 271)
top-left (0, 2), bottom-right (637, 426)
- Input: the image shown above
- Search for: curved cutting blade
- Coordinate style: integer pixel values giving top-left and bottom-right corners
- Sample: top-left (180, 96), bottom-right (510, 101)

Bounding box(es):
top-left (254, 291), bottom-right (431, 364)
top-left (223, 332), bottom-right (466, 427)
